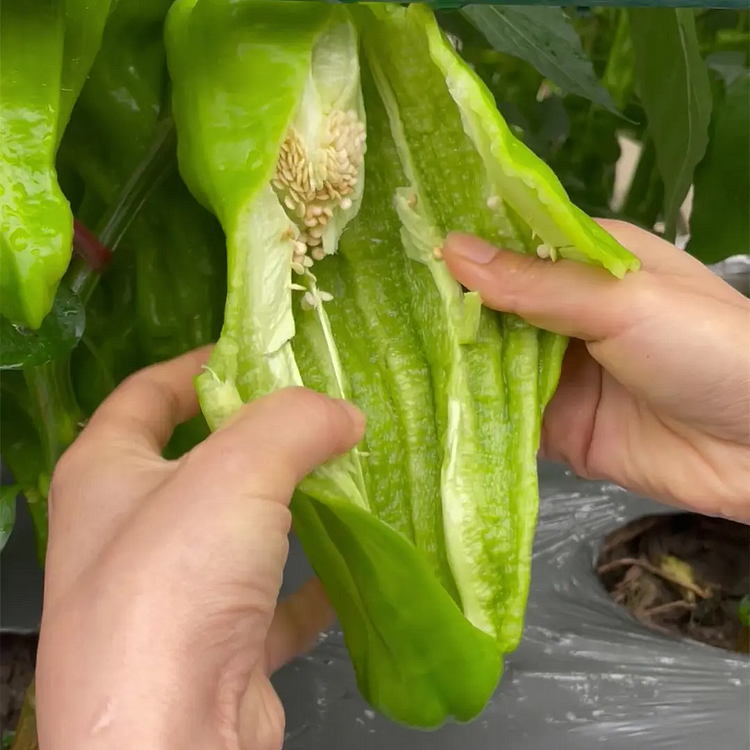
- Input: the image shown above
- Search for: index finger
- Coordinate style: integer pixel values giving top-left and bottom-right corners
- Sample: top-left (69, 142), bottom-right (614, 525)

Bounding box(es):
top-left (82, 346), bottom-right (213, 456)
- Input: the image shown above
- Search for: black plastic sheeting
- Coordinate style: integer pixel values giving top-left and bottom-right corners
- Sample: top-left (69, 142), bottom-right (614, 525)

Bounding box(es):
top-left (274, 462), bottom-right (750, 749)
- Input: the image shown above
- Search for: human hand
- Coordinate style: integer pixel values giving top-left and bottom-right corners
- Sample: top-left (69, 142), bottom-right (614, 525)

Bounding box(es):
top-left (36, 348), bottom-right (365, 750)
top-left (443, 220), bottom-right (750, 521)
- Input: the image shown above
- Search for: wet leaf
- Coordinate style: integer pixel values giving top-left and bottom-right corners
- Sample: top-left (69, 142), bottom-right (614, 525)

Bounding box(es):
top-left (0, 286), bottom-right (85, 371)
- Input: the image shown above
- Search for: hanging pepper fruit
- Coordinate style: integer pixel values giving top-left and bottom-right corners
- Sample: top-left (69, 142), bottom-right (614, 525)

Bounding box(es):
top-left (58, 0), bottom-right (117, 140)
top-left (57, 0), bottom-right (226, 446)
top-left (0, 1), bottom-right (72, 330)
top-left (166, 0), bottom-right (639, 728)
top-left (0, 0), bottom-right (112, 330)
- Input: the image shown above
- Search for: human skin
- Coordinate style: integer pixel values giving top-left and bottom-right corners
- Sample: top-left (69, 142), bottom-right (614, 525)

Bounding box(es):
top-left (35, 354), bottom-right (365, 750)
top-left (36, 220), bottom-right (749, 749)
top-left (443, 219), bottom-right (750, 522)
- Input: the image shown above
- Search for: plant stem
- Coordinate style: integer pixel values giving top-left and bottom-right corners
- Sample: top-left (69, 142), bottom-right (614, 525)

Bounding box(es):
top-left (21, 361), bottom-right (82, 562)
top-left (66, 117), bottom-right (177, 305)
top-left (23, 363), bottom-right (81, 472)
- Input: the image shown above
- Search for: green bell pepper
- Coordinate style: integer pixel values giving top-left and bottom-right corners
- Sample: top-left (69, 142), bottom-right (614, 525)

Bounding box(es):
top-left (60, 0), bottom-right (226, 450)
top-left (58, 0), bottom-right (118, 140)
top-left (166, 0), bottom-right (638, 728)
top-left (0, 1), bottom-right (72, 330)
top-left (0, 0), bottom-right (113, 330)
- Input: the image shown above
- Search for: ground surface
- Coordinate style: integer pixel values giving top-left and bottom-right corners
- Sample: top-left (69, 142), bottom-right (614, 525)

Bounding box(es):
top-left (0, 634), bottom-right (37, 744)
top-left (598, 513), bottom-right (750, 653)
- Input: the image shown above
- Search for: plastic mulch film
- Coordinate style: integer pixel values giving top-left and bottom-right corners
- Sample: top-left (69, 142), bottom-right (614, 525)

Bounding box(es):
top-left (274, 460), bottom-right (750, 749)
top-left (712, 254), bottom-right (750, 298)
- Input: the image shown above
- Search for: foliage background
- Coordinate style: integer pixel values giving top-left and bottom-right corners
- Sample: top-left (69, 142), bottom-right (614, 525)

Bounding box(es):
top-left (443, 6), bottom-right (749, 261)
top-left (1, 3), bottom-right (748, 566)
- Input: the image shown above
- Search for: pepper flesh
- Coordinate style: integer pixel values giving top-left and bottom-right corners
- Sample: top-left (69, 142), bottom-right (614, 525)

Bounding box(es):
top-left (166, 0), bottom-right (639, 727)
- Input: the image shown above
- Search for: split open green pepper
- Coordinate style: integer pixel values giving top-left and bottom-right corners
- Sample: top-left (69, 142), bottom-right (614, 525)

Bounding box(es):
top-left (166, 0), bottom-right (639, 728)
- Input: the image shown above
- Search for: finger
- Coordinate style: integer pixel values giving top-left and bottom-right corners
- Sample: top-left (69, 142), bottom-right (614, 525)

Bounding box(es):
top-left (265, 577), bottom-right (335, 674)
top-left (82, 346), bottom-right (213, 456)
top-left (443, 232), bottom-right (644, 342)
top-left (539, 339), bottom-right (602, 475)
top-left (592, 219), bottom-right (687, 274)
top-left (187, 387), bottom-right (366, 505)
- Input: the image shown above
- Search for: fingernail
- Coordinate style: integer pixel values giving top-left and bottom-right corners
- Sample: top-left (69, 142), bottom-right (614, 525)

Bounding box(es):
top-left (444, 233), bottom-right (498, 265)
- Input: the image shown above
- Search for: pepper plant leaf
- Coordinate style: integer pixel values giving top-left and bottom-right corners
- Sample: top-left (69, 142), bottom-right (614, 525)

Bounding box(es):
top-left (0, 285), bottom-right (85, 371)
top-left (687, 69), bottom-right (750, 264)
top-left (461, 5), bottom-right (618, 113)
top-left (0, 483), bottom-right (19, 552)
top-left (628, 8), bottom-right (713, 241)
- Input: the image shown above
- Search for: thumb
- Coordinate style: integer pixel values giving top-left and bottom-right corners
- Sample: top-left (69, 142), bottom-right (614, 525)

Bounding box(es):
top-left (194, 387), bottom-right (366, 504)
top-left (442, 232), bottom-right (643, 343)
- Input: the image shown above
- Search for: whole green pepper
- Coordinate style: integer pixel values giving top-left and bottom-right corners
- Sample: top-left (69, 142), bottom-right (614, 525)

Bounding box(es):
top-left (0, 0), bottom-right (113, 330)
top-left (166, 0), bottom-right (638, 728)
top-left (58, 0), bottom-right (118, 139)
top-left (0, 1), bottom-right (72, 330)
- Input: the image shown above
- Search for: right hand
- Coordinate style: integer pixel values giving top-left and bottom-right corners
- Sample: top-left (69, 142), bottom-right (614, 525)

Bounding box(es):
top-left (443, 220), bottom-right (750, 522)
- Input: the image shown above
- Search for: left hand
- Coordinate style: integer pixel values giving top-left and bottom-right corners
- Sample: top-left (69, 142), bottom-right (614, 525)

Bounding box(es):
top-left (36, 347), bottom-right (365, 750)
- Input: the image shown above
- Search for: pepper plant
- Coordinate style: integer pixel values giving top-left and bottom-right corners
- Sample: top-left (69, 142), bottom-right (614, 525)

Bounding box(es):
top-left (1, 1), bottom-right (748, 735)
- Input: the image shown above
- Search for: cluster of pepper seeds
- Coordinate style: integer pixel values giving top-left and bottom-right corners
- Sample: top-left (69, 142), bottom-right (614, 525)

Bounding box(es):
top-left (273, 108), bottom-right (366, 309)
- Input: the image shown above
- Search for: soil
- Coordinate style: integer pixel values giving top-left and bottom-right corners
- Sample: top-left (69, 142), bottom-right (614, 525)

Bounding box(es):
top-left (597, 513), bottom-right (750, 653)
top-left (0, 634), bottom-right (37, 743)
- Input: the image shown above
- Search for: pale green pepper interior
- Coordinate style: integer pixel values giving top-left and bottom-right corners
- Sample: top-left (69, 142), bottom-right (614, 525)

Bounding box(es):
top-left (196, 2), bottom-right (638, 645)
top-left (168, 0), bottom-right (639, 727)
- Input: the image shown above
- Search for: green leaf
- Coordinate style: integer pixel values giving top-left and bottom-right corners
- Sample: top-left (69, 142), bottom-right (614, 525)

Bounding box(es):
top-left (0, 483), bottom-right (18, 552)
top-left (628, 8), bottom-right (713, 241)
top-left (0, 285), bottom-right (85, 371)
top-left (687, 70), bottom-right (750, 264)
top-left (740, 595), bottom-right (750, 627)
top-left (461, 5), bottom-right (618, 113)
top-left (601, 9), bottom-right (636, 111)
